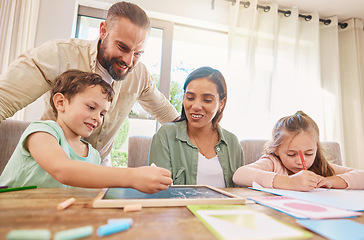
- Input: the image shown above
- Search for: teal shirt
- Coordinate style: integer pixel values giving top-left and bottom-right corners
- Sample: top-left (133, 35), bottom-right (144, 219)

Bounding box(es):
top-left (0, 120), bottom-right (101, 187)
top-left (148, 121), bottom-right (244, 187)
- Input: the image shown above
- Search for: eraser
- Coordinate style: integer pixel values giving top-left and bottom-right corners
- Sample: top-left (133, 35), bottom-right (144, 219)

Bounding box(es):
top-left (6, 229), bottom-right (51, 240)
top-left (123, 204), bottom-right (142, 212)
top-left (54, 226), bottom-right (93, 240)
top-left (57, 197), bottom-right (75, 210)
top-left (97, 222), bottom-right (132, 237)
top-left (107, 218), bottom-right (133, 225)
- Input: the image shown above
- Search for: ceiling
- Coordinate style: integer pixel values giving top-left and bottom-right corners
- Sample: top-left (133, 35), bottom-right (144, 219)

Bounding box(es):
top-left (258, 0), bottom-right (364, 22)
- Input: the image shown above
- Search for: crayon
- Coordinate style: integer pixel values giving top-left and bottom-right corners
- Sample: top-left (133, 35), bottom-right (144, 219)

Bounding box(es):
top-left (6, 229), bottom-right (51, 240)
top-left (97, 221), bottom-right (132, 237)
top-left (57, 198), bottom-right (75, 210)
top-left (54, 226), bottom-right (93, 240)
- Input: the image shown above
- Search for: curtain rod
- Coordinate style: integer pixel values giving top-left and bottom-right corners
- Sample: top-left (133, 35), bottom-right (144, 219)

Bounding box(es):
top-left (211, 0), bottom-right (348, 29)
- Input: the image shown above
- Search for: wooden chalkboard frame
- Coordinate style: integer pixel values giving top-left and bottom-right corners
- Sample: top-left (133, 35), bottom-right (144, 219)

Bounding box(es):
top-left (93, 185), bottom-right (245, 208)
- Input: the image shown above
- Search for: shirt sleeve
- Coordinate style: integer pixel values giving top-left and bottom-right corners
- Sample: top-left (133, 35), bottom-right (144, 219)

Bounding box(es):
top-left (148, 125), bottom-right (173, 172)
top-left (331, 163), bottom-right (364, 189)
top-left (233, 155), bottom-right (279, 188)
top-left (0, 41), bottom-right (62, 122)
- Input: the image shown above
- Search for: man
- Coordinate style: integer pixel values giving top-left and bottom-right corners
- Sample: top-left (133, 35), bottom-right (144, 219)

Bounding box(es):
top-left (0, 2), bottom-right (179, 165)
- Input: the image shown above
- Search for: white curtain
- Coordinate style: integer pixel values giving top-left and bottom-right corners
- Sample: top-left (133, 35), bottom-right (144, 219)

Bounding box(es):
top-left (223, 0), bottom-right (363, 168)
top-left (338, 18), bottom-right (364, 170)
top-left (0, 0), bottom-right (40, 120)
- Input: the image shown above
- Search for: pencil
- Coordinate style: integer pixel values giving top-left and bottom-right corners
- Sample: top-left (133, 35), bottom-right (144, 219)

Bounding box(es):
top-left (0, 185), bottom-right (37, 193)
top-left (57, 197), bottom-right (76, 210)
top-left (298, 150), bottom-right (307, 170)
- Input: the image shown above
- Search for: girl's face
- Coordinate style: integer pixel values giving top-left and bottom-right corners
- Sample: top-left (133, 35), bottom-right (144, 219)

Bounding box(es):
top-left (184, 78), bottom-right (224, 131)
top-left (274, 130), bottom-right (317, 174)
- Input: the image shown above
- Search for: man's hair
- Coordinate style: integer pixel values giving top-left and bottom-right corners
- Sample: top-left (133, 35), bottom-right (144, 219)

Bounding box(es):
top-left (106, 1), bottom-right (150, 30)
top-left (50, 69), bottom-right (114, 117)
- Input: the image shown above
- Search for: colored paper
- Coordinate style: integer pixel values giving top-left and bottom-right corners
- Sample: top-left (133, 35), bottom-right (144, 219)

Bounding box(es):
top-left (249, 195), bottom-right (361, 219)
top-left (297, 219), bottom-right (364, 240)
top-left (251, 182), bottom-right (364, 211)
top-left (187, 205), bottom-right (311, 240)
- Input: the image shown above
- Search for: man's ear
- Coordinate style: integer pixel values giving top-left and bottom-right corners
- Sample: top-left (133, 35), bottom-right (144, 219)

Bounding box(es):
top-left (53, 93), bottom-right (67, 113)
top-left (99, 21), bottom-right (107, 40)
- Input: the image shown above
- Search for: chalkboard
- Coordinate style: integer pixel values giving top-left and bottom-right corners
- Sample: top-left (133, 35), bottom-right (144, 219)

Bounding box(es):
top-left (93, 185), bottom-right (245, 208)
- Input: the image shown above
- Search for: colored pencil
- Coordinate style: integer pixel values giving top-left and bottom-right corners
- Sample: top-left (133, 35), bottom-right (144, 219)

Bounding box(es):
top-left (299, 150), bottom-right (307, 170)
top-left (0, 185), bottom-right (37, 193)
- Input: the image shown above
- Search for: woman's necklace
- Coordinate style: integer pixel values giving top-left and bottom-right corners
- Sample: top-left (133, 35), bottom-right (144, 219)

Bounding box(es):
top-left (190, 129), bottom-right (214, 157)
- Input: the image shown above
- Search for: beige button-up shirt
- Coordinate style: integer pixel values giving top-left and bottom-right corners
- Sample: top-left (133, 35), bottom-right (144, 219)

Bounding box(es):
top-left (0, 38), bottom-right (179, 162)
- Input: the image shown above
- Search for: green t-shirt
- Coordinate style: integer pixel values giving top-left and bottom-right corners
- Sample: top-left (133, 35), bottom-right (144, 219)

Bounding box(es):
top-left (0, 120), bottom-right (101, 187)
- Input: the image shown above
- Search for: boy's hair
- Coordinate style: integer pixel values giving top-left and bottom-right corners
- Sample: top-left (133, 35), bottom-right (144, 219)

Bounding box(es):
top-left (178, 66), bottom-right (227, 130)
top-left (106, 1), bottom-right (150, 30)
top-left (264, 110), bottom-right (335, 177)
top-left (50, 69), bottom-right (114, 118)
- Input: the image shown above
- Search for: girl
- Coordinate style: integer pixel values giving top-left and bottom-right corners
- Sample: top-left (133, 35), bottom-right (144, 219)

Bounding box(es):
top-left (233, 111), bottom-right (364, 191)
top-left (0, 70), bottom-right (172, 193)
top-left (148, 67), bottom-right (244, 187)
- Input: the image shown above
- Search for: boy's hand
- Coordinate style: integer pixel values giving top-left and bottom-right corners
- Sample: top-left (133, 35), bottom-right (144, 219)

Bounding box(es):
top-left (131, 166), bottom-right (173, 194)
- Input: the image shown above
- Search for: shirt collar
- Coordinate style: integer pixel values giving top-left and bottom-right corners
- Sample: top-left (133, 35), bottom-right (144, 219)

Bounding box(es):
top-left (175, 120), bottom-right (227, 146)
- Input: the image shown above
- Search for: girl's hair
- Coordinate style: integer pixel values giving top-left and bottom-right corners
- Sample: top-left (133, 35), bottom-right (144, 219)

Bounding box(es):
top-left (264, 110), bottom-right (335, 177)
top-left (50, 69), bottom-right (114, 118)
top-left (106, 1), bottom-right (150, 30)
top-left (178, 66), bottom-right (227, 130)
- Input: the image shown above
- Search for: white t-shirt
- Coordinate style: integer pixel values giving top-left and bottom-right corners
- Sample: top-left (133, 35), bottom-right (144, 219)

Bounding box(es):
top-left (196, 152), bottom-right (226, 188)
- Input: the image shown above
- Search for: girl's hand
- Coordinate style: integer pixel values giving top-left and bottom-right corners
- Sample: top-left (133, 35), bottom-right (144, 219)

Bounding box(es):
top-left (316, 176), bottom-right (348, 189)
top-left (130, 166), bottom-right (173, 194)
top-left (273, 170), bottom-right (323, 191)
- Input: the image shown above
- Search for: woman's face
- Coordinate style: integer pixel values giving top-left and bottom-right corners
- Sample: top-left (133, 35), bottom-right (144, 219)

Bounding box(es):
top-left (274, 130), bottom-right (317, 174)
top-left (183, 77), bottom-right (224, 131)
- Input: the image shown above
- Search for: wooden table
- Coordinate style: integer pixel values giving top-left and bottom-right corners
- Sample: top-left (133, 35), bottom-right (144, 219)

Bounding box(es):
top-left (0, 187), bottom-right (362, 239)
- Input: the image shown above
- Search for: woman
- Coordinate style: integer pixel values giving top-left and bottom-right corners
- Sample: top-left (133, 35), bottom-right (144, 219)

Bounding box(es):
top-left (148, 67), bottom-right (244, 187)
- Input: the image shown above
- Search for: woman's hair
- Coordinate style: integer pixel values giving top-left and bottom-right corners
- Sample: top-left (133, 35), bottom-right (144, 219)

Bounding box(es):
top-left (50, 69), bottom-right (114, 118)
top-left (106, 1), bottom-right (150, 30)
top-left (178, 66), bottom-right (227, 130)
top-left (264, 110), bottom-right (335, 177)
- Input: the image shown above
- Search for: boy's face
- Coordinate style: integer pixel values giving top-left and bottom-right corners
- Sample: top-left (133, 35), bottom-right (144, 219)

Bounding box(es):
top-left (60, 85), bottom-right (111, 138)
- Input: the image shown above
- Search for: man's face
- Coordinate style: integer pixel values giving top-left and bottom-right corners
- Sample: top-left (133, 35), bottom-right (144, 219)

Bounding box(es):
top-left (98, 17), bottom-right (148, 81)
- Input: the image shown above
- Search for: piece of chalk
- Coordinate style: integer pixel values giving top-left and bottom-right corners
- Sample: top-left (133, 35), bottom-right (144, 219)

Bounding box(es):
top-left (6, 229), bottom-right (51, 240)
top-left (107, 218), bottom-right (133, 225)
top-left (123, 204), bottom-right (142, 212)
top-left (151, 163), bottom-right (157, 167)
top-left (97, 222), bottom-right (132, 237)
top-left (54, 226), bottom-right (93, 240)
top-left (57, 197), bottom-right (75, 210)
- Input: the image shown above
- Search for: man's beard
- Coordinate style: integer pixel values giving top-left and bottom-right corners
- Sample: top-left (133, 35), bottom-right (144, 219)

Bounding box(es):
top-left (98, 38), bottom-right (134, 81)
top-left (106, 58), bottom-right (134, 81)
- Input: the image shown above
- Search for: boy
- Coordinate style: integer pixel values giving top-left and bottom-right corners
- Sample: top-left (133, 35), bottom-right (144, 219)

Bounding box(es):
top-left (0, 70), bottom-right (172, 193)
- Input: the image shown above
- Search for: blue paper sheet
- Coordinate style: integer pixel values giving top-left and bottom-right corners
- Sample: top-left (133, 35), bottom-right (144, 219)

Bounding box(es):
top-left (297, 219), bottom-right (364, 240)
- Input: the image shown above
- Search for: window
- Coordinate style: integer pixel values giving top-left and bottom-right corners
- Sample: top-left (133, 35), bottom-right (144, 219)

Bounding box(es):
top-left (75, 6), bottom-right (229, 167)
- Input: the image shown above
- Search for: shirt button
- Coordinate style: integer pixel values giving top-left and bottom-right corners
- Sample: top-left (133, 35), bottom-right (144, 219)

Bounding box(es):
top-left (216, 147), bottom-right (220, 152)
